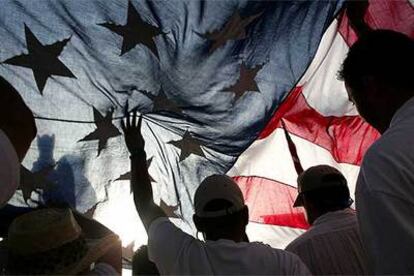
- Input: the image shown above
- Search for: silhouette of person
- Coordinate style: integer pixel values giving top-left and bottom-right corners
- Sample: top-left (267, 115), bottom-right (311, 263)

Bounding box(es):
top-left (121, 110), bottom-right (310, 275)
top-left (0, 76), bottom-right (37, 235)
top-left (286, 165), bottom-right (369, 275)
top-left (339, 30), bottom-right (414, 274)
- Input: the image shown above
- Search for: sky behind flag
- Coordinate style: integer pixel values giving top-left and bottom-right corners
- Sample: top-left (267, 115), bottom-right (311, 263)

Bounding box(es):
top-left (1, 0), bottom-right (413, 257)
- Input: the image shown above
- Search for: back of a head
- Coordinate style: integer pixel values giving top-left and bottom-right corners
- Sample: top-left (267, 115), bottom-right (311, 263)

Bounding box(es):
top-left (340, 30), bottom-right (414, 95)
top-left (0, 76), bottom-right (37, 161)
top-left (296, 165), bottom-right (353, 216)
top-left (304, 184), bottom-right (352, 212)
top-left (132, 246), bottom-right (159, 276)
top-left (193, 175), bottom-right (248, 241)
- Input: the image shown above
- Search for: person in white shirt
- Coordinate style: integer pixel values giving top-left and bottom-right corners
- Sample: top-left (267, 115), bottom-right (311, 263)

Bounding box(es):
top-left (339, 30), bottom-right (414, 274)
top-left (121, 109), bottom-right (310, 275)
top-left (286, 165), bottom-right (369, 275)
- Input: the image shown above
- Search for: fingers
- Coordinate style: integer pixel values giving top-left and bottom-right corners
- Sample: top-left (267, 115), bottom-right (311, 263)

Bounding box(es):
top-left (120, 116), bottom-right (126, 132)
top-left (132, 109), bottom-right (137, 127)
top-left (127, 112), bottom-right (132, 130)
top-left (123, 101), bottom-right (130, 129)
top-left (137, 113), bottom-right (143, 130)
top-left (124, 101), bottom-right (129, 116)
top-left (121, 102), bottom-right (143, 131)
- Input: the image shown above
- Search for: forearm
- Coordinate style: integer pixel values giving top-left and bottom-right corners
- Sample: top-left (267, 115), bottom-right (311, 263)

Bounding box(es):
top-left (130, 153), bottom-right (165, 230)
top-left (130, 152), bottom-right (153, 206)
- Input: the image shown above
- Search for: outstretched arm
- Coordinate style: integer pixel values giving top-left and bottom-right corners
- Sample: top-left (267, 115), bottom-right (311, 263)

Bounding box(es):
top-left (121, 109), bottom-right (165, 231)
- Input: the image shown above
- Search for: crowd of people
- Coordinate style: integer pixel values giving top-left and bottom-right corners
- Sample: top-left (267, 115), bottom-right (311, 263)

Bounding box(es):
top-left (0, 29), bottom-right (412, 275)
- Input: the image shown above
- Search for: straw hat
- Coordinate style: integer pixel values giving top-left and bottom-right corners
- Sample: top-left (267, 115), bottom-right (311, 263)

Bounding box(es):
top-left (6, 208), bottom-right (119, 275)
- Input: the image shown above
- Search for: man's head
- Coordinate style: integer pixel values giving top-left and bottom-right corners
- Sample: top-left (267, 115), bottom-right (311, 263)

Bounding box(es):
top-left (293, 165), bottom-right (353, 225)
top-left (193, 175), bottom-right (248, 242)
top-left (339, 30), bottom-right (414, 134)
top-left (132, 246), bottom-right (159, 276)
top-left (0, 76), bottom-right (37, 161)
top-left (6, 208), bottom-right (120, 275)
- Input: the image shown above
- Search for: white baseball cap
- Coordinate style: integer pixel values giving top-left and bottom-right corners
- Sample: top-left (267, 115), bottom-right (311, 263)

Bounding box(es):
top-left (0, 129), bottom-right (20, 207)
top-left (194, 174), bottom-right (245, 218)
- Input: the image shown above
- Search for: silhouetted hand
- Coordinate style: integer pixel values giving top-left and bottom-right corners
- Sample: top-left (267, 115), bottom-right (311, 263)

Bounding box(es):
top-left (121, 103), bottom-right (145, 156)
top-left (120, 104), bottom-right (165, 229)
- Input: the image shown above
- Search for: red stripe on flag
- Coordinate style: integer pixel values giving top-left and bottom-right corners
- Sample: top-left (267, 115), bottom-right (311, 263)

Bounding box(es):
top-left (233, 175), bottom-right (310, 230)
top-left (258, 86), bottom-right (379, 165)
top-left (261, 213), bottom-right (308, 230)
top-left (339, 0), bottom-right (414, 46)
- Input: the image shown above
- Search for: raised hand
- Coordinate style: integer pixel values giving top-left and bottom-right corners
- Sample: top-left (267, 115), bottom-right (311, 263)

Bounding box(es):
top-left (121, 103), bottom-right (145, 156)
top-left (120, 104), bottom-right (165, 229)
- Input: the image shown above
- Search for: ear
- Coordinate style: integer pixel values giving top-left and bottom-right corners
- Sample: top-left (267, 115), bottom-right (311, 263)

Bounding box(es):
top-left (302, 194), bottom-right (315, 216)
top-left (302, 194), bottom-right (311, 211)
top-left (193, 214), bottom-right (204, 232)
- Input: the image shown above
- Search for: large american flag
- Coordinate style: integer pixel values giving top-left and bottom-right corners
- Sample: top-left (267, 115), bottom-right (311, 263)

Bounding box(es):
top-left (0, 0), bottom-right (413, 258)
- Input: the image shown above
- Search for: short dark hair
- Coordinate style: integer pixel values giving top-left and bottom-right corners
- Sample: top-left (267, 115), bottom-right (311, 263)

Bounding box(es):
top-left (303, 185), bottom-right (352, 212)
top-left (339, 30), bottom-right (414, 93)
top-left (132, 246), bottom-right (159, 276)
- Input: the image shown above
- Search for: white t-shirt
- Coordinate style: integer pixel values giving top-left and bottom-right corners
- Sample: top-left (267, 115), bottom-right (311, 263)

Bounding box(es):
top-left (286, 209), bottom-right (369, 275)
top-left (356, 96), bottom-right (414, 274)
top-left (148, 218), bottom-right (310, 275)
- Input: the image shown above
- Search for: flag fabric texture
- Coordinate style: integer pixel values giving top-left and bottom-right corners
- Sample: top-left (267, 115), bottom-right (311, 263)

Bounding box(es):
top-left (229, 0), bottom-right (414, 247)
top-left (0, 0), bottom-right (413, 252)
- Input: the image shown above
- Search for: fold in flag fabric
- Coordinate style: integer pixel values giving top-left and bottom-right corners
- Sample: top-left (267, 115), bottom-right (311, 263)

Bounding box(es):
top-left (0, 0), bottom-right (412, 250)
top-left (229, 0), bottom-right (413, 247)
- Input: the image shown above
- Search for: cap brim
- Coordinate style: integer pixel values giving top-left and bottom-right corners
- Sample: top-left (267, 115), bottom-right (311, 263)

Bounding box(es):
top-left (293, 194), bottom-right (303, 207)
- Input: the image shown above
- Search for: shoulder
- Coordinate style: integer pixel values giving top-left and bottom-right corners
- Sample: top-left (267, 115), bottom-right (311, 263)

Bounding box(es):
top-left (148, 217), bottom-right (173, 234)
top-left (247, 241), bottom-right (288, 254)
top-left (246, 242), bottom-right (309, 273)
top-left (285, 232), bottom-right (312, 253)
top-left (362, 134), bottom-right (396, 164)
top-left (249, 242), bottom-right (304, 262)
top-left (148, 217), bottom-right (195, 245)
top-left (358, 127), bottom-right (414, 199)
top-left (271, 248), bottom-right (310, 273)
top-left (360, 128), bottom-right (414, 178)
top-left (147, 218), bottom-right (201, 272)
top-left (365, 121), bottom-right (414, 162)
